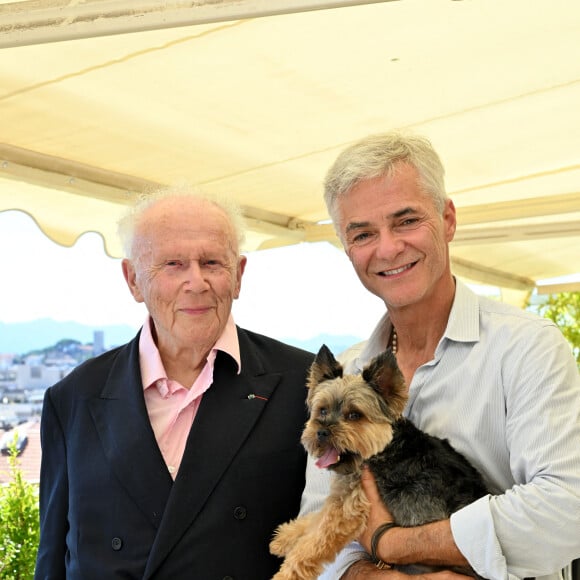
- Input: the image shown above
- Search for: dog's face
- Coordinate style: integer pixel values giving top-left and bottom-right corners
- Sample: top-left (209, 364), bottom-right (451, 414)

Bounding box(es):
top-left (301, 345), bottom-right (407, 475)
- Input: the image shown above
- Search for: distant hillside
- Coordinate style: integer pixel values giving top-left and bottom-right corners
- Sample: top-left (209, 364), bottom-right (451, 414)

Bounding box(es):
top-left (0, 319), bottom-right (139, 355)
top-left (281, 334), bottom-right (363, 356)
top-left (0, 319), bottom-right (363, 358)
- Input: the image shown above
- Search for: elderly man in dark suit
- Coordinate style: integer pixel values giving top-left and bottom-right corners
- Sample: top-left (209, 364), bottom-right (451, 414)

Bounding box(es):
top-left (35, 188), bottom-right (314, 579)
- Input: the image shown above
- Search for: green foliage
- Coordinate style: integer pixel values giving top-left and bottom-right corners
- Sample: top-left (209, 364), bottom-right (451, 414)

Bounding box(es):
top-left (529, 292), bottom-right (580, 366)
top-left (0, 436), bottom-right (39, 579)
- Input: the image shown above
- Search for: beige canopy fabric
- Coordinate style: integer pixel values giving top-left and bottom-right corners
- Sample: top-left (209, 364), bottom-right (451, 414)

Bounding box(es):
top-left (1, 0), bottom-right (579, 299)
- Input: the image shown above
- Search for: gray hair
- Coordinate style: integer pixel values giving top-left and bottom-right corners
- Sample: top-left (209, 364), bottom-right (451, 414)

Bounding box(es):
top-left (117, 184), bottom-right (246, 259)
top-left (324, 131), bottom-right (448, 223)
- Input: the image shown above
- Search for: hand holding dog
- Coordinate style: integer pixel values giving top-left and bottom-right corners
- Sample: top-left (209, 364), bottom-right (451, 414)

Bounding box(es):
top-left (346, 470), bottom-right (469, 579)
top-left (358, 466), bottom-right (395, 556)
top-left (352, 468), bottom-right (473, 579)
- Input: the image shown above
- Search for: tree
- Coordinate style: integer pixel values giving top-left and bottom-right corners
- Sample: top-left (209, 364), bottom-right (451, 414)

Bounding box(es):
top-left (0, 436), bottom-right (40, 579)
top-left (528, 292), bottom-right (580, 367)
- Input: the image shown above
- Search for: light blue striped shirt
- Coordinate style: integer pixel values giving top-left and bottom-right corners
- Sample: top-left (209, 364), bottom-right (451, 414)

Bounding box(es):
top-left (303, 280), bottom-right (580, 580)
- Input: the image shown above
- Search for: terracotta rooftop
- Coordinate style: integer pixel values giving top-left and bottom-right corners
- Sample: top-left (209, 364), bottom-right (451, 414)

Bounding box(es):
top-left (0, 421), bottom-right (41, 485)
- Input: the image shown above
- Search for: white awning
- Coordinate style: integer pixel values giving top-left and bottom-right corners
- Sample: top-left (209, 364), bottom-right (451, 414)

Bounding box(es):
top-left (1, 0), bottom-right (579, 294)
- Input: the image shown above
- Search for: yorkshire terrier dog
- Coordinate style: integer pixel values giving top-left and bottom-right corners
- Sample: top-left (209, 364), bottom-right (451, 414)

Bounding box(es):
top-left (270, 345), bottom-right (488, 580)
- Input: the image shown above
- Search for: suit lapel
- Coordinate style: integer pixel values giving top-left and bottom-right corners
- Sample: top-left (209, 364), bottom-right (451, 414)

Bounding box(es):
top-left (144, 331), bottom-right (282, 577)
top-left (88, 337), bottom-right (173, 529)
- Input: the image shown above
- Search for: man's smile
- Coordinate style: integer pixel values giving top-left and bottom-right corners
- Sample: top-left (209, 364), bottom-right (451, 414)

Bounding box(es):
top-left (378, 261), bottom-right (417, 277)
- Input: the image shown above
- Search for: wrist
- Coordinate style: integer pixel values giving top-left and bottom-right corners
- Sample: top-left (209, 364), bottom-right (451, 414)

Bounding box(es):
top-left (341, 559), bottom-right (389, 579)
top-left (341, 560), bottom-right (368, 579)
top-left (370, 522), bottom-right (398, 569)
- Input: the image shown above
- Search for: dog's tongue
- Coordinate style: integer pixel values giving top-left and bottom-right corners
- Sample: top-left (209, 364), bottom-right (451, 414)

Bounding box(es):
top-left (316, 447), bottom-right (340, 469)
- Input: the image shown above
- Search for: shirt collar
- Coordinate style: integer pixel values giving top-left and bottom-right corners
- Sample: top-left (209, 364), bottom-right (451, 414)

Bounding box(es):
top-left (350, 278), bottom-right (480, 373)
top-left (139, 313), bottom-right (241, 391)
top-left (443, 279), bottom-right (480, 344)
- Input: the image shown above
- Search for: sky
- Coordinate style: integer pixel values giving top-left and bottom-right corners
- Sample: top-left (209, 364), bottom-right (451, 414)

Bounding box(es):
top-left (0, 210), bottom-right (385, 343)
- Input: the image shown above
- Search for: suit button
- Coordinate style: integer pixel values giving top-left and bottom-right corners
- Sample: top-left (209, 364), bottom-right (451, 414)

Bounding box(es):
top-left (233, 506), bottom-right (247, 520)
top-left (111, 537), bottom-right (123, 551)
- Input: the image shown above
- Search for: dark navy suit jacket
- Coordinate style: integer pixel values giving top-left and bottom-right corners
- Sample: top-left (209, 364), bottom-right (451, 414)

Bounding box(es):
top-left (35, 327), bottom-right (313, 580)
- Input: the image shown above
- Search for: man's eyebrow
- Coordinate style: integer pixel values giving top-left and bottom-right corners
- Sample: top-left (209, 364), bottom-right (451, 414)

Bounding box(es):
top-left (345, 221), bottom-right (370, 233)
top-left (392, 206), bottom-right (416, 219)
top-left (345, 207), bottom-right (418, 233)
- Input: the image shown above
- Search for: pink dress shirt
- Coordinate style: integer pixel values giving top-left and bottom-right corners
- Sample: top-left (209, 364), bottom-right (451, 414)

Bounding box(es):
top-left (139, 314), bottom-right (241, 479)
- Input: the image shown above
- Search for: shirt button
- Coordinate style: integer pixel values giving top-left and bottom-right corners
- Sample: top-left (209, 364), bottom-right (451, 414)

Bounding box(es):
top-left (111, 537), bottom-right (123, 551)
top-left (168, 465), bottom-right (176, 474)
top-left (233, 506), bottom-right (247, 520)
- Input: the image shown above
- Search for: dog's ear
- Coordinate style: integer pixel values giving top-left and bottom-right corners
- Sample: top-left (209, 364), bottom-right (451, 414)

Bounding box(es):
top-left (362, 349), bottom-right (407, 415)
top-left (307, 344), bottom-right (343, 389)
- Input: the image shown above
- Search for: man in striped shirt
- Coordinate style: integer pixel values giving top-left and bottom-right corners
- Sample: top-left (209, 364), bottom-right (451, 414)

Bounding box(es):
top-left (304, 131), bottom-right (580, 580)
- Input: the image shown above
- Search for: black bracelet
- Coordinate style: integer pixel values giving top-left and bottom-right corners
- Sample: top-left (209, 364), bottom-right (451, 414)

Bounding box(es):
top-left (370, 522), bottom-right (398, 569)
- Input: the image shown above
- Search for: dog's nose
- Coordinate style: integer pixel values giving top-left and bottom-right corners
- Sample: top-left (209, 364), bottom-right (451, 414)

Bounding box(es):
top-left (317, 428), bottom-right (330, 441)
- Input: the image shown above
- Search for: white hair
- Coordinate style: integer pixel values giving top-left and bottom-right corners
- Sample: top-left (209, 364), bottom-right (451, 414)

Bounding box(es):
top-left (324, 131), bottom-right (448, 224)
top-left (117, 184), bottom-right (246, 259)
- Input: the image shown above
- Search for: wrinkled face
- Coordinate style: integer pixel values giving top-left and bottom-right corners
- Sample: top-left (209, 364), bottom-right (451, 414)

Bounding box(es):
top-left (122, 198), bottom-right (246, 354)
top-left (336, 163), bottom-right (456, 311)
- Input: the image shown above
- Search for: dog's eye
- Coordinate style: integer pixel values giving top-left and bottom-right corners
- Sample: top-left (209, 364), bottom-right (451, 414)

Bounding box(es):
top-left (319, 408), bottom-right (328, 417)
top-left (346, 411), bottom-right (361, 421)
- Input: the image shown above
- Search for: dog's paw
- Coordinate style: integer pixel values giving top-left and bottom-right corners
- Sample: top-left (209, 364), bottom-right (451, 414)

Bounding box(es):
top-left (269, 529), bottom-right (290, 557)
top-left (270, 519), bottom-right (304, 556)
